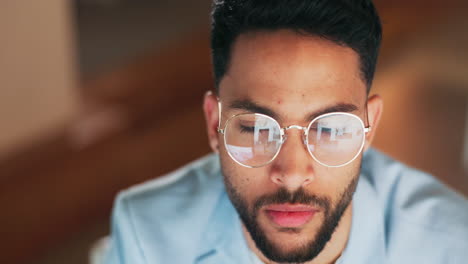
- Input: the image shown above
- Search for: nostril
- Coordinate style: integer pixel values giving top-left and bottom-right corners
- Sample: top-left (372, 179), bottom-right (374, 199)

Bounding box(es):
top-left (273, 176), bottom-right (284, 185)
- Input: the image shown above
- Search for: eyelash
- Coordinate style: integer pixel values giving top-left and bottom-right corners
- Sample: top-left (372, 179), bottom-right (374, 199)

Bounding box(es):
top-left (239, 125), bottom-right (255, 133)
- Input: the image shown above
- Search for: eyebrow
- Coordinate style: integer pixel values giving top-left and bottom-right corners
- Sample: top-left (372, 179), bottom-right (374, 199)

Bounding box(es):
top-left (228, 99), bottom-right (359, 122)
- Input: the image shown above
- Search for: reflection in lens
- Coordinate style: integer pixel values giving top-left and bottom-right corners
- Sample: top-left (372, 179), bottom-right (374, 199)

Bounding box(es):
top-left (225, 114), bottom-right (282, 167)
top-left (308, 114), bottom-right (364, 166)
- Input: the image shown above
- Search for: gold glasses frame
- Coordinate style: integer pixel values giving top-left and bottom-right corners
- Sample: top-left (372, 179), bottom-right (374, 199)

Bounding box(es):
top-left (216, 101), bottom-right (371, 168)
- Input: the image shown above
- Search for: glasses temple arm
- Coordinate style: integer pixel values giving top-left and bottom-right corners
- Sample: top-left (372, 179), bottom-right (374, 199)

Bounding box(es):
top-left (217, 98), bottom-right (224, 133)
top-left (364, 100), bottom-right (372, 133)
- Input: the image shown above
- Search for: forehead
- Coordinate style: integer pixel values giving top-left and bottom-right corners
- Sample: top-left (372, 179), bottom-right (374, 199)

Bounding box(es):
top-left (219, 30), bottom-right (366, 121)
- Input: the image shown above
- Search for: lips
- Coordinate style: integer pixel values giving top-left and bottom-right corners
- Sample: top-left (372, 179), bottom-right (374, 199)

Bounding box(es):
top-left (265, 204), bottom-right (318, 228)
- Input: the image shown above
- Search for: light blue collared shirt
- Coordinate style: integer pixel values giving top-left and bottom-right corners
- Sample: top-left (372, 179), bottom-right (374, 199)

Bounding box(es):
top-left (103, 148), bottom-right (468, 264)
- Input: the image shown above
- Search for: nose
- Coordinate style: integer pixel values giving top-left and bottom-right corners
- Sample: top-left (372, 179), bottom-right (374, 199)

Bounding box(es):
top-left (269, 127), bottom-right (315, 190)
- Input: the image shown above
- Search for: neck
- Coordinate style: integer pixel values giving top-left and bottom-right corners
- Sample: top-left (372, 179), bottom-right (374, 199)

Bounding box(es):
top-left (243, 202), bottom-right (353, 264)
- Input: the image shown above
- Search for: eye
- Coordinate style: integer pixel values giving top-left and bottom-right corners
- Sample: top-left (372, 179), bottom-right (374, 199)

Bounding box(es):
top-left (310, 125), bottom-right (333, 133)
top-left (320, 127), bottom-right (333, 133)
top-left (239, 124), bottom-right (255, 133)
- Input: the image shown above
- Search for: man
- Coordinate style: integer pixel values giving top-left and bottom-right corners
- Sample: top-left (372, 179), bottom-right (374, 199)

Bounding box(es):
top-left (103, 1), bottom-right (468, 263)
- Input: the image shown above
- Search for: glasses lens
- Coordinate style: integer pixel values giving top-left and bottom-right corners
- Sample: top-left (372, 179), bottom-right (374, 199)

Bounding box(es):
top-left (308, 113), bottom-right (365, 166)
top-left (224, 114), bottom-right (282, 167)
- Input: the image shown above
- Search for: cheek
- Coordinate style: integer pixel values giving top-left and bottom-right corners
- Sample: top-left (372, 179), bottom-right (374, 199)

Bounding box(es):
top-left (220, 153), bottom-right (249, 189)
top-left (220, 153), bottom-right (267, 202)
top-left (310, 162), bottom-right (361, 202)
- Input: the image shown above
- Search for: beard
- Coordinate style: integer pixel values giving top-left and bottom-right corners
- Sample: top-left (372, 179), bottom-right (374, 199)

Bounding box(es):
top-left (223, 170), bottom-right (359, 263)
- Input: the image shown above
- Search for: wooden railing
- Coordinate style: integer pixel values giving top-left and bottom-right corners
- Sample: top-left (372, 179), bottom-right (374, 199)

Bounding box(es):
top-left (0, 30), bottom-right (213, 264)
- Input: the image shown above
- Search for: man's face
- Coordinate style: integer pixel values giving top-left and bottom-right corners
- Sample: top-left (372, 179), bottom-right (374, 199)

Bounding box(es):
top-left (204, 30), bottom-right (380, 263)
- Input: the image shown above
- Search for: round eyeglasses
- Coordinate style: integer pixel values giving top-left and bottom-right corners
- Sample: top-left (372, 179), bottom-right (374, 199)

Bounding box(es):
top-left (217, 112), bottom-right (370, 168)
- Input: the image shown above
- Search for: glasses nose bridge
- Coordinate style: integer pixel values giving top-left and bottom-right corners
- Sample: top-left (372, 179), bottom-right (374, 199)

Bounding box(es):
top-left (280, 125), bottom-right (308, 145)
top-left (283, 124), bottom-right (307, 131)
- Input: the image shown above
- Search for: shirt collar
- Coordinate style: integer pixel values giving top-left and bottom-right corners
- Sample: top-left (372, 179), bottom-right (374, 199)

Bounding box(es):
top-left (339, 171), bottom-right (387, 263)
top-left (195, 190), bottom-right (253, 264)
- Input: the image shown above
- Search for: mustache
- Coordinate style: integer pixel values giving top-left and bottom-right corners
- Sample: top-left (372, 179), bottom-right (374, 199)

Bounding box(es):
top-left (253, 187), bottom-right (331, 212)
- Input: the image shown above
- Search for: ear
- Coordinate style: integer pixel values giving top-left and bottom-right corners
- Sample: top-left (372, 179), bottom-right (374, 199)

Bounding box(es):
top-left (203, 91), bottom-right (221, 153)
top-left (363, 94), bottom-right (383, 151)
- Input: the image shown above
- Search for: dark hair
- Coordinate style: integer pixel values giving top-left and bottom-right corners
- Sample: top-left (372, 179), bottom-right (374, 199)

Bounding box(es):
top-left (210, 0), bottom-right (382, 93)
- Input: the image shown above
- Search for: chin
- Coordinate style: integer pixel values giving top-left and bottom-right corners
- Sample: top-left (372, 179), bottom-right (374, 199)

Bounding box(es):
top-left (267, 229), bottom-right (315, 248)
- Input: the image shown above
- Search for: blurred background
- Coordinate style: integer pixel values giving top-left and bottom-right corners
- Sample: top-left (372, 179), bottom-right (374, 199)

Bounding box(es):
top-left (0, 0), bottom-right (467, 263)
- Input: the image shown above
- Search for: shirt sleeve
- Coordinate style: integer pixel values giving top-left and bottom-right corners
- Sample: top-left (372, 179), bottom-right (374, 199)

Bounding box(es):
top-left (103, 192), bottom-right (147, 264)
